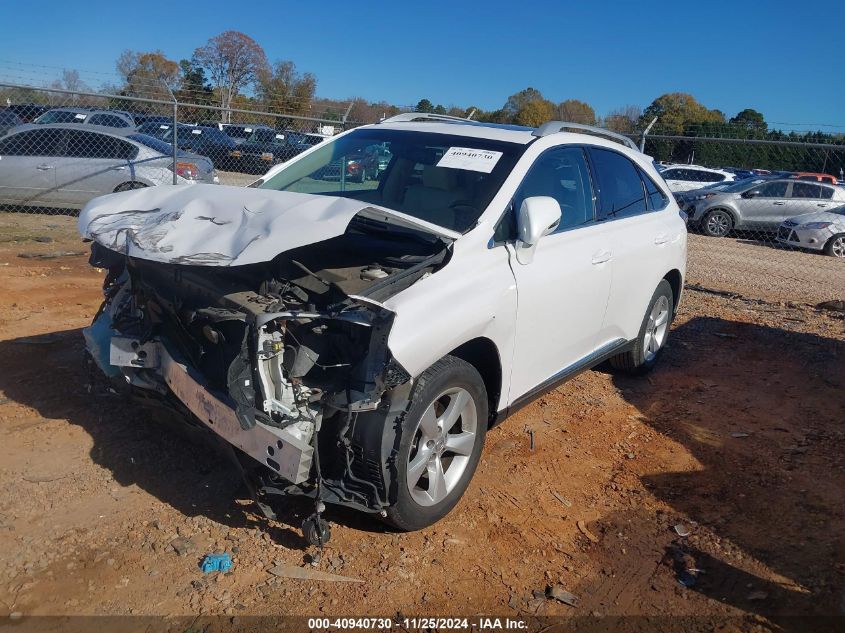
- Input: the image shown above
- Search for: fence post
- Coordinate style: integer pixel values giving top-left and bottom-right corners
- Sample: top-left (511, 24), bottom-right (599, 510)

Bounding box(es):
top-left (161, 79), bottom-right (179, 185)
top-left (640, 117), bottom-right (657, 153)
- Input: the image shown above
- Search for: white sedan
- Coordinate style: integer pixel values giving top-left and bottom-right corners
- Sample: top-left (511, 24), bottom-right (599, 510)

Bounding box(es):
top-left (659, 165), bottom-right (736, 192)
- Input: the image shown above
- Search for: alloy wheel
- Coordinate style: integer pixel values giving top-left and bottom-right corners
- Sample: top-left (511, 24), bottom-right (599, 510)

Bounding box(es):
top-left (831, 236), bottom-right (845, 258)
top-left (706, 211), bottom-right (730, 237)
top-left (406, 387), bottom-right (478, 507)
top-left (643, 295), bottom-right (670, 362)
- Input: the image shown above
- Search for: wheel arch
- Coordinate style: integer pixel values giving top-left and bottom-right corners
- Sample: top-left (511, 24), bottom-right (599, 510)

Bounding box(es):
top-left (446, 337), bottom-right (502, 427)
top-left (663, 269), bottom-right (683, 315)
top-left (704, 205), bottom-right (738, 226)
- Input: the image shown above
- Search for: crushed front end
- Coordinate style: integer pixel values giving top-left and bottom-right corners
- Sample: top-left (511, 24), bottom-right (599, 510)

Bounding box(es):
top-left (83, 223), bottom-right (449, 518)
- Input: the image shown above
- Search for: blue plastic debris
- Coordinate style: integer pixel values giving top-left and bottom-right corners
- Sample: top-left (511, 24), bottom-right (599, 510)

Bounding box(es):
top-left (200, 552), bottom-right (233, 574)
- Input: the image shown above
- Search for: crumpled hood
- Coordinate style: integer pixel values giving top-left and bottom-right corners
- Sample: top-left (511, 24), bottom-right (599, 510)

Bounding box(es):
top-left (78, 184), bottom-right (457, 266)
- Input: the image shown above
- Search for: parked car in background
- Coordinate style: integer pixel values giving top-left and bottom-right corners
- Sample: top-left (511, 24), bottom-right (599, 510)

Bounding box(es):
top-left (0, 124), bottom-right (215, 209)
top-left (34, 108), bottom-right (136, 129)
top-left (6, 104), bottom-right (49, 123)
top-left (140, 123), bottom-right (238, 169)
top-left (788, 172), bottom-right (838, 185)
top-left (674, 176), bottom-right (772, 212)
top-left (0, 109), bottom-right (23, 136)
top-left (688, 178), bottom-right (845, 237)
top-left (778, 206), bottom-right (845, 257)
top-left (79, 115), bottom-right (686, 534)
top-left (132, 114), bottom-right (173, 127)
top-left (285, 130), bottom-right (330, 156)
top-left (659, 165), bottom-right (736, 192)
top-left (233, 128), bottom-right (292, 174)
top-left (220, 123), bottom-right (274, 145)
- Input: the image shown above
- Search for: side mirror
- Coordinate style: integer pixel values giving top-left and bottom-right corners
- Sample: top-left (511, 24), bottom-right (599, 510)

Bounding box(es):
top-left (743, 189), bottom-right (761, 199)
top-left (515, 196), bottom-right (561, 264)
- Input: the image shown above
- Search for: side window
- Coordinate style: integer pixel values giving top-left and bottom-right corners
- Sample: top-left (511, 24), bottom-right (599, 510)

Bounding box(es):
top-left (758, 181), bottom-right (788, 198)
top-left (589, 147), bottom-right (647, 219)
top-left (640, 169), bottom-right (669, 211)
top-left (701, 171), bottom-right (725, 182)
top-left (790, 182), bottom-right (821, 199)
top-left (513, 147), bottom-right (595, 233)
top-left (820, 186), bottom-right (834, 200)
top-left (88, 113), bottom-right (129, 128)
top-left (66, 131), bottom-right (137, 160)
top-left (661, 169), bottom-right (680, 180)
top-left (7, 129), bottom-right (65, 156)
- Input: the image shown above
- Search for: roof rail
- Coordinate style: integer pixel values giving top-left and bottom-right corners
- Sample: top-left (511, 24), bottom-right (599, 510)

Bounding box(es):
top-left (533, 121), bottom-right (640, 151)
top-left (379, 112), bottom-right (474, 125)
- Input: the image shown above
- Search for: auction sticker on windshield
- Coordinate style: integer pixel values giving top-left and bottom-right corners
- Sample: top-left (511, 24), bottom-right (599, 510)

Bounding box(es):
top-left (437, 147), bottom-right (503, 173)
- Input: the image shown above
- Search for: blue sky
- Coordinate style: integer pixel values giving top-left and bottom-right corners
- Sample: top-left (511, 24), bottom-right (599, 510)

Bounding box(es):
top-left (1, 0), bottom-right (843, 130)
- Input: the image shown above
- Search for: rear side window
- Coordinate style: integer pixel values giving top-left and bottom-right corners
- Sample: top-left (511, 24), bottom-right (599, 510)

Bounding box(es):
top-left (696, 170), bottom-right (724, 183)
top-left (588, 148), bottom-right (647, 219)
top-left (820, 186), bottom-right (834, 200)
top-left (790, 182), bottom-right (821, 199)
top-left (0, 129), bottom-right (64, 156)
top-left (640, 169), bottom-right (669, 210)
top-left (65, 130), bottom-right (137, 160)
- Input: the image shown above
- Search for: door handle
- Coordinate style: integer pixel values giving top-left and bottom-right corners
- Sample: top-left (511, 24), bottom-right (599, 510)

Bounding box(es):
top-left (36, 164), bottom-right (54, 171)
top-left (111, 165), bottom-right (127, 171)
top-left (817, 203), bottom-right (828, 207)
top-left (591, 250), bottom-right (612, 265)
top-left (654, 234), bottom-right (669, 245)
top-left (773, 201), bottom-right (785, 205)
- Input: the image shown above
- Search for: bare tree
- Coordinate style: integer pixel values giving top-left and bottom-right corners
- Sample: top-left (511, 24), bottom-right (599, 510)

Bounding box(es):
top-left (603, 104), bottom-right (643, 133)
top-left (193, 31), bottom-right (268, 122)
top-left (49, 69), bottom-right (90, 105)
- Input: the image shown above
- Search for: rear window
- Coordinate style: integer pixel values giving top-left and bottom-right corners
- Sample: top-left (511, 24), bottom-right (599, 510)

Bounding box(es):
top-left (128, 133), bottom-right (172, 155)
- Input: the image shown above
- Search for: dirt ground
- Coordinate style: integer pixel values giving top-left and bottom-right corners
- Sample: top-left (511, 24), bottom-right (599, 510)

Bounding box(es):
top-left (0, 213), bottom-right (843, 632)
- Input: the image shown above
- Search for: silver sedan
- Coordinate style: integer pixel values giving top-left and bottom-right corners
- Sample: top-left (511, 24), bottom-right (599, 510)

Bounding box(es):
top-left (777, 206), bottom-right (845, 257)
top-left (0, 124), bottom-right (216, 209)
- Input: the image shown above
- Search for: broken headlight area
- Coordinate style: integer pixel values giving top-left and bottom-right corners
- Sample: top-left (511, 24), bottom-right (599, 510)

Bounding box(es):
top-left (83, 223), bottom-right (446, 512)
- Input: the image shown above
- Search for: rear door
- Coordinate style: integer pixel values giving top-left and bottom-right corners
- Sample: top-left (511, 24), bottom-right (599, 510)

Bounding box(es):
top-left (661, 168), bottom-right (697, 192)
top-left (587, 147), bottom-right (679, 345)
top-left (506, 146), bottom-right (612, 402)
top-left (0, 129), bottom-right (63, 206)
top-left (785, 181), bottom-right (825, 223)
top-left (54, 130), bottom-right (137, 206)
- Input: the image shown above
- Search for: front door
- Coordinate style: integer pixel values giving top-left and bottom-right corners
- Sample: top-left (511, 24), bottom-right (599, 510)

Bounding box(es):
top-left (0, 129), bottom-right (64, 206)
top-left (506, 146), bottom-right (612, 403)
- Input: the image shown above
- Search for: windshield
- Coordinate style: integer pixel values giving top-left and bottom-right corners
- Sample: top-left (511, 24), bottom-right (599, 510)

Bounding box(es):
top-left (36, 110), bottom-right (87, 124)
top-left (259, 129), bottom-right (525, 232)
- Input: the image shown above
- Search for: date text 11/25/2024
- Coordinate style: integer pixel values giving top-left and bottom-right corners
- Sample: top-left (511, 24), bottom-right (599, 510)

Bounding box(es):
top-left (307, 617), bottom-right (528, 630)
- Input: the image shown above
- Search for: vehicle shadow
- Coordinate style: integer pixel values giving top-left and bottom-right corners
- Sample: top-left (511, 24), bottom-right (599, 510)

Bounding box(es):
top-left (594, 315), bottom-right (845, 627)
top-left (0, 327), bottom-right (388, 551)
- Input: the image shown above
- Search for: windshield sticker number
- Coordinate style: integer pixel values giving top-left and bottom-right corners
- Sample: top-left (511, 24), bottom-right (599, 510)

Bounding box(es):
top-left (436, 147), bottom-right (503, 173)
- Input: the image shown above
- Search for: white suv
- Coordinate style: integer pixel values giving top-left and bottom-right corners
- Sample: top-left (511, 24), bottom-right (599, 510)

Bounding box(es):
top-left (79, 115), bottom-right (686, 540)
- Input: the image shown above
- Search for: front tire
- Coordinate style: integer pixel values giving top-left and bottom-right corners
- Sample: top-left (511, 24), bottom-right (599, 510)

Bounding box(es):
top-left (824, 234), bottom-right (845, 258)
top-left (610, 280), bottom-right (674, 375)
top-left (702, 209), bottom-right (733, 237)
top-left (385, 356), bottom-right (487, 531)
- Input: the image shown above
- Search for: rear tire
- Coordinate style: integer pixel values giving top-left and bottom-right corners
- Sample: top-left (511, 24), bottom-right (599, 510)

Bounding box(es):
top-left (824, 234), bottom-right (845, 258)
top-left (609, 280), bottom-right (674, 375)
top-left (702, 209), bottom-right (733, 237)
top-left (384, 355), bottom-right (487, 531)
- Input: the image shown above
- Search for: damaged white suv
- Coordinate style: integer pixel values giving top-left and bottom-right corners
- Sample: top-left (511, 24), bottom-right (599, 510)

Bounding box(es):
top-left (80, 114), bottom-right (686, 539)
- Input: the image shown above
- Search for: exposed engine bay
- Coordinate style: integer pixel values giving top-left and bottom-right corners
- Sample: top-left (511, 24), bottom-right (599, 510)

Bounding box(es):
top-left (84, 214), bottom-right (451, 519)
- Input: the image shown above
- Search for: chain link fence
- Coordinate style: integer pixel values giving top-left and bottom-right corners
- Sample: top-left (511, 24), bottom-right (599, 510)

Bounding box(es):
top-left (641, 134), bottom-right (845, 303)
top-left (0, 81), bottom-right (843, 304)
